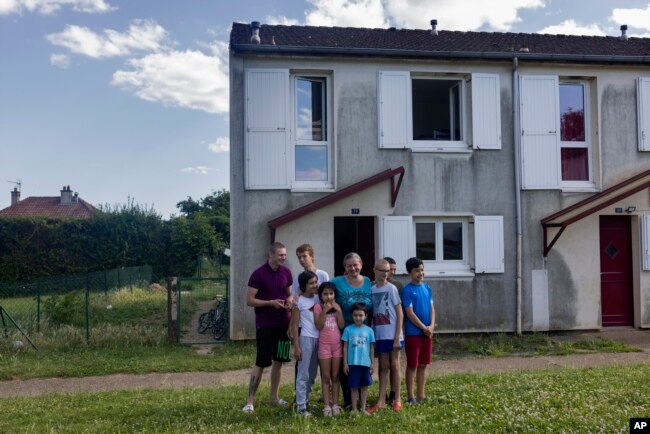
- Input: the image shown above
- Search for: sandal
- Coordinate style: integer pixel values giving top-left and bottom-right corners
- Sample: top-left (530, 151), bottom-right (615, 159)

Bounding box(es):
top-left (367, 403), bottom-right (383, 414)
top-left (392, 401), bottom-right (402, 412)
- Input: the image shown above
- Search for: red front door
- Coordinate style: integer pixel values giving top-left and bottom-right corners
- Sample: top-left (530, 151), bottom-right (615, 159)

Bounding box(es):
top-left (599, 216), bottom-right (634, 326)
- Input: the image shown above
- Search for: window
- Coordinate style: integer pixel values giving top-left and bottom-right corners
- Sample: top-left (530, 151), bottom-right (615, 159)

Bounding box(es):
top-left (245, 69), bottom-right (333, 190)
top-left (379, 215), bottom-right (504, 276)
top-left (379, 71), bottom-right (501, 151)
top-left (560, 82), bottom-right (591, 186)
top-left (293, 76), bottom-right (331, 188)
top-left (415, 219), bottom-right (468, 272)
top-left (412, 78), bottom-right (463, 143)
top-left (520, 75), bottom-right (595, 190)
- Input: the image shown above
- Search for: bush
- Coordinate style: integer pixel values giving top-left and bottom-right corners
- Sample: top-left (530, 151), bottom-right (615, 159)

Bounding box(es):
top-left (43, 292), bottom-right (85, 327)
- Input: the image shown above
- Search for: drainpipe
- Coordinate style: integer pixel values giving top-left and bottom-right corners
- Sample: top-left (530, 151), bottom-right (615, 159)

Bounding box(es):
top-left (512, 56), bottom-right (523, 335)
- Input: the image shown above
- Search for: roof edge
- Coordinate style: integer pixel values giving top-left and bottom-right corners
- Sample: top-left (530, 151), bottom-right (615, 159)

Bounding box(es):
top-left (268, 166), bottom-right (405, 230)
top-left (230, 44), bottom-right (650, 64)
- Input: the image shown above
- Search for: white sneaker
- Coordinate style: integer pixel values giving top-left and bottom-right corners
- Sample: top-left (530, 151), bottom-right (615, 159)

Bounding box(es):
top-left (242, 404), bottom-right (254, 413)
top-left (298, 409), bottom-right (313, 418)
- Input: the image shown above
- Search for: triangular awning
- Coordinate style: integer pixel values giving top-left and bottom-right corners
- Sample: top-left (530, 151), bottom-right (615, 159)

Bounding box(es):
top-left (541, 170), bottom-right (650, 256)
top-left (268, 166), bottom-right (405, 240)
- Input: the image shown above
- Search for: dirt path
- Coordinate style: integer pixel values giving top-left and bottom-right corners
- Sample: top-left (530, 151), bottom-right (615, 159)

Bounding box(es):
top-left (1, 329), bottom-right (649, 398)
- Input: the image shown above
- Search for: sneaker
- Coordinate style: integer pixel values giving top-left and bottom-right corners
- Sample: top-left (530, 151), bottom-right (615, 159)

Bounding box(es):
top-left (367, 403), bottom-right (383, 414)
top-left (298, 409), bottom-right (313, 418)
top-left (331, 404), bottom-right (342, 416)
top-left (393, 401), bottom-right (403, 412)
top-left (407, 397), bottom-right (419, 405)
top-left (242, 404), bottom-right (254, 413)
top-left (323, 406), bottom-right (332, 417)
top-left (273, 398), bottom-right (288, 407)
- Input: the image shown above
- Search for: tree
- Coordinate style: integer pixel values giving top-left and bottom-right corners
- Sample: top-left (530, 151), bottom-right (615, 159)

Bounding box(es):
top-left (176, 189), bottom-right (230, 247)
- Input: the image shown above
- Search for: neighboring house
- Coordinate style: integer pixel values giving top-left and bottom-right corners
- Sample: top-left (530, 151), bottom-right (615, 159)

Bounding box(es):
top-left (0, 186), bottom-right (98, 219)
top-left (229, 21), bottom-right (650, 340)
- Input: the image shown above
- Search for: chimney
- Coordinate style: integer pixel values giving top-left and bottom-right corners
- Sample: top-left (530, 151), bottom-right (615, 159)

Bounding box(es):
top-left (60, 185), bottom-right (73, 205)
top-left (11, 187), bottom-right (20, 205)
top-left (620, 25), bottom-right (628, 40)
top-left (251, 21), bottom-right (261, 44)
top-left (430, 19), bottom-right (438, 36)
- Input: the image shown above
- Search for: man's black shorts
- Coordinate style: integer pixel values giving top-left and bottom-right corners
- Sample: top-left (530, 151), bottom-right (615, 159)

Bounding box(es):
top-left (255, 327), bottom-right (292, 367)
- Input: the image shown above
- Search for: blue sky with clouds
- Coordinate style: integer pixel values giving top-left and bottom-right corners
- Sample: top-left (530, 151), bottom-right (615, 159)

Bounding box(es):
top-left (2, 0), bottom-right (650, 217)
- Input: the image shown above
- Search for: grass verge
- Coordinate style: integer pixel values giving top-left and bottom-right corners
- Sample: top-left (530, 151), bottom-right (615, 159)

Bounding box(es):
top-left (0, 364), bottom-right (647, 433)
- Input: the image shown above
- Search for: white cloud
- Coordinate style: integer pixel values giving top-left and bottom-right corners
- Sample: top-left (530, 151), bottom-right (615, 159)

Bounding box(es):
top-left (46, 19), bottom-right (169, 59)
top-left (208, 137), bottom-right (229, 153)
top-left (538, 19), bottom-right (605, 36)
top-left (384, 0), bottom-right (544, 31)
top-left (0, 0), bottom-right (114, 15)
top-left (181, 166), bottom-right (215, 175)
top-left (611, 5), bottom-right (650, 31)
top-left (305, 0), bottom-right (389, 28)
top-left (266, 15), bottom-right (299, 26)
top-left (50, 53), bottom-right (70, 68)
top-left (111, 41), bottom-right (229, 114)
top-left (300, 0), bottom-right (543, 31)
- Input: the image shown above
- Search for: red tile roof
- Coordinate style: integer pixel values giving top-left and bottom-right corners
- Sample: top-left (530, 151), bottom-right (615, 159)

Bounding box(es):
top-left (0, 196), bottom-right (98, 219)
top-left (230, 22), bottom-right (650, 63)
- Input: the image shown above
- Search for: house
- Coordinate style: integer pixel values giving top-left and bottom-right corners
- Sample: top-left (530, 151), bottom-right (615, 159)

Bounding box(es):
top-left (228, 20), bottom-right (650, 340)
top-left (0, 186), bottom-right (98, 219)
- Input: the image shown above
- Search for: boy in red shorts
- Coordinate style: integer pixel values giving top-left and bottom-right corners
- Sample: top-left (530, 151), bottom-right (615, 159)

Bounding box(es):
top-left (402, 257), bottom-right (435, 405)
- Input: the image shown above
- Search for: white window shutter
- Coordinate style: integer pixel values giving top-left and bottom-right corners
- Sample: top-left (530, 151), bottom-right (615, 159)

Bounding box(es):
top-left (637, 78), bottom-right (650, 151)
top-left (474, 215), bottom-right (504, 273)
top-left (471, 73), bottom-right (501, 149)
top-left (245, 69), bottom-right (290, 189)
top-left (519, 75), bottom-right (561, 189)
top-left (642, 215), bottom-right (650, 270)
top-left (378, 71), bottom-right (410, 149)
top-left (379, 216), bottom-right (414, 274)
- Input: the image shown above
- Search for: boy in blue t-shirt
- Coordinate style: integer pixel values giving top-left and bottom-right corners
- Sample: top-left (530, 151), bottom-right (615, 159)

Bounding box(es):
top-left (342, 302), bottom-right (375, 414)
top-left (402, 257), bottom-right (435, 405)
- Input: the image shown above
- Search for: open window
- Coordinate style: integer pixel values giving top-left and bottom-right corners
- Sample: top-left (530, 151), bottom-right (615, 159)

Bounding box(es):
top-left (378, 71), bottom-right (501, 151)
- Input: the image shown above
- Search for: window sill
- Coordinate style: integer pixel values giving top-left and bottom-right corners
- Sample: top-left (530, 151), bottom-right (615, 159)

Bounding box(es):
top-left (410, 147), bottom-right (472, 154)
top-left (423, 270), bottom-right (475, 278)
top-left (290, 187), bottom-right (335, 193)
top-left (561, 185), bottom-right (597, 193)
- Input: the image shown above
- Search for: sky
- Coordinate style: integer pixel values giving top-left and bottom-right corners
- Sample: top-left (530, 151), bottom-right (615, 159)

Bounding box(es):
top-left (2, 0), bottom-right (650, 218)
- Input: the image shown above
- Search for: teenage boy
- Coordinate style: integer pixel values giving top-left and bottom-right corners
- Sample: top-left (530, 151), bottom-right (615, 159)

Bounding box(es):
top-left (383, 256), bottom-right (403, 405)
top-left (291, 244), bottom-right (330, 297)
top-left (402, 257), bottom-right (435, 405)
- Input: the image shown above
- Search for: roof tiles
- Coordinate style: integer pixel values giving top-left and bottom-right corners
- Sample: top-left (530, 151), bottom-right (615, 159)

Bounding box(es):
top-left (230, 22), bottom-right (650, 60)
top-left (0, 197), bottom-right (98, 219)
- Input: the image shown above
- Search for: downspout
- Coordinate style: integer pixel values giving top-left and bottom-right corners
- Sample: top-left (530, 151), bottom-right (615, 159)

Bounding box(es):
top-left (512, 56), bottom-right (523, 335)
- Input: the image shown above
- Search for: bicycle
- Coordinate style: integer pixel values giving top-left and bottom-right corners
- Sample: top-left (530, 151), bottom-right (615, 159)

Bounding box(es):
top-left (197, 297), bottom-right (228, 340)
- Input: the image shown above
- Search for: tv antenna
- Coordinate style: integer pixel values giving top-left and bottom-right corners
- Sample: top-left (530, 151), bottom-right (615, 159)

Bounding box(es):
top-left (7, 179), bottom-right (21, 191)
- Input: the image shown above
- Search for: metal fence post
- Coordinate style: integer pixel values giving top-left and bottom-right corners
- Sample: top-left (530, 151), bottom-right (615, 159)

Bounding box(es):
top-left (85, 275), bottom-right (90, 343)
top-left (103, 270), bottom-right (108, 297)
top-left (36, 285), bottom-right (41, 332)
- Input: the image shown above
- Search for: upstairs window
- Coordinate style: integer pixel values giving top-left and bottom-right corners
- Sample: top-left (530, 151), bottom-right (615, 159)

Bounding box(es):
top-left (244, 69), bottom-right (333, 191)
top-left (379, 71), bottom-right (501, 151)
top-left (412, 78), bottom-right (463, 143)
top-left (520, 75), bottom-right (595, 190)
top-left (294, 77), bottom-right (330, 186)
top-left (560, 82), bottom-right (591, 185)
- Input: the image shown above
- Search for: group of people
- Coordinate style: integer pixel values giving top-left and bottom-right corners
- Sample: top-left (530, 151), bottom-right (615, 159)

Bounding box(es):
top-left (242, 242), bottom-right (435, 417)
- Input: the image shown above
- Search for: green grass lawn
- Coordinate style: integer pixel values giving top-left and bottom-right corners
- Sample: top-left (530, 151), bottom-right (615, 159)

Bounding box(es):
top-left (0, 364), bottom-right (647, 433)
